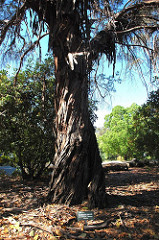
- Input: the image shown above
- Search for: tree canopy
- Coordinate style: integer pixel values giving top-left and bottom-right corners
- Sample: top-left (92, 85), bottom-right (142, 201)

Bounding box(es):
top-left (134, 89), bottom-right (159, 160)
top-left (98, 90), bottom-right (159, 162)
top-left (98, 103), bottom-right (140, 160)
top-left (0, 0), bottom-right (158, 84)
top-left (0, 57), bottom-right (55, 179)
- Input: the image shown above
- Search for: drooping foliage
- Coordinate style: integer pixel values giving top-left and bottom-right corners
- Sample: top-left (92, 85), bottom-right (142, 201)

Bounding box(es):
top-left (0, 0), bottom-right (158, 84)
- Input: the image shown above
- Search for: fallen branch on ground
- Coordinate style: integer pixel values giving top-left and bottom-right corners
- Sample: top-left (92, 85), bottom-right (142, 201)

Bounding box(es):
top-left (102, 161), bottom-right (129, 171)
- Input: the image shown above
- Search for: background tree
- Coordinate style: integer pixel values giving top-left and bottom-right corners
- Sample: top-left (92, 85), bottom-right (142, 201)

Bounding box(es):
top-left (133, 89), bottom-right (159, 160)
top-left (98, 104), bottom-right (139, 160)
top-left (0, 0), bottom-right (159, 208)
top-left (0, 57), bottom-right (55, 179)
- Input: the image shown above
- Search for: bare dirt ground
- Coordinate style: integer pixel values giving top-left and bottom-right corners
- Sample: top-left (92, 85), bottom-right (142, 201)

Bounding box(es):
top-left (0, 167), bottom-right (159, 239)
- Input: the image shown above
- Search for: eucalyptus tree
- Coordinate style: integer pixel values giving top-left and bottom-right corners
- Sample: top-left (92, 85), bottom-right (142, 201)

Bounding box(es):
top-left (0, 0), bottom-right (159, 208)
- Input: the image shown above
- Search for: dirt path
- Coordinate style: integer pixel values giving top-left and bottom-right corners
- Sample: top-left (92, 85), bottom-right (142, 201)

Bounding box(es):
top-left (0, 167), bottom-right (159, 239)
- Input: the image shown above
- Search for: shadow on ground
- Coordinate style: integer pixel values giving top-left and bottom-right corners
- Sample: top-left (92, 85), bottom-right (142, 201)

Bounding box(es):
top-left (0, 167), bottom-right (159, 217)
top-left (0, 177), bottom-right (49, 217)
top-left (106, 167), bottom-right (159, 208)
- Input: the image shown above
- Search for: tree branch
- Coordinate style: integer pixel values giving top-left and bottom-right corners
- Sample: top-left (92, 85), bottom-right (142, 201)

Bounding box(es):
top-left (116, 25), bottom-right (158, 34)
top-left (115, 41), bottom-right (155, 52)
top-left (0, 2), bottom-right (27, 45)
top-left (115, 0), bottom-right (159, 20)
top-left (127, 46), bottom-right (149, 93)
top-left (14, 32), bottom-right (49, 86)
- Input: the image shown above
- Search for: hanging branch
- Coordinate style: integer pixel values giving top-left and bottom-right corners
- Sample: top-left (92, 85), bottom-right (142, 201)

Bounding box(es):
top-left (0, 2), bottom-right (27, 45)
top-left (14, 32), bottom-right (49, 86)
top-left (115, 0), bottom-right (159, 21)
top-left (116, 42), bottom-right (155, 51)
top-left (116, 25), bottom-right (158, 34)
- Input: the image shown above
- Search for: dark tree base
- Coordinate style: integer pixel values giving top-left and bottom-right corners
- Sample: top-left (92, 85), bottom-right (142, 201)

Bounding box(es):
top-left (47, 122), bottom-right (108, 209)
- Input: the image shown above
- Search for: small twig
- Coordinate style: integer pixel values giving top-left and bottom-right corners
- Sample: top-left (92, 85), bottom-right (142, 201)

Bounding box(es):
top-left (2, 207), bottom-right (26, 214)
top-left (65, 234), bottom-right (91, 240)
top-left (14, 32), bottom-right (49, 86)
top-left (20, 222), bottom-right (77, 239)
top-left (20, 222), bottom-right (53, 234)
top-left (0, 110), bottom-right (6, 116)
top-left (0, 2), bottom-right (27, 45)
top-left (67, 218), bottom-right (113, 231)
top-left (118, 213), bottom-right (130, 232)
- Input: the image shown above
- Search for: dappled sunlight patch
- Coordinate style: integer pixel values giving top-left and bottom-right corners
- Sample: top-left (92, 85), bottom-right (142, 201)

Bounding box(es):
top-left (106, 181), bottom-right (159, 196)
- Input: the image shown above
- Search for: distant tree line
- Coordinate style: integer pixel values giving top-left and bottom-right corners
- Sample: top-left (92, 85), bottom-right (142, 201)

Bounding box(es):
top-left (97, 90), bottom-right (159, 161)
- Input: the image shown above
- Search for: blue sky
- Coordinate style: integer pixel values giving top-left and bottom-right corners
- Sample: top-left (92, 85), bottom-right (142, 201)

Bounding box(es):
top-left (94, 54), bottom-right (155, 128)
top-left (93, 56), bottom-right (157, 128)
top-left (94, 79), bottom-right (149, 128)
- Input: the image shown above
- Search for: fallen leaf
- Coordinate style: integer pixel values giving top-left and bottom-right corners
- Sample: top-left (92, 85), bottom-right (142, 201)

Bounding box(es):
top-left (116, 219), bottom-right (122, 228)
top-left (118, 232), bottom-right (129, 238)
top-left (14, 221), bottom-right (20, 230)
top-left (78, 233), bottom-right (87, 238)
top-left (9, 224), bottom-right (14, 229)
top-left (34, 234), bottom-right (39, 240)
top-left (3, 226), bottom-right (9, 234)
top-left (155, 206), bottom-right (159, 213)
top-left (82, 207), bottom-right (88, 210)
top-left (54, 228), bottom-right (63, 237)
top-left (30, 229), bottom-right (35, 237)
top-left (142, 228), bottom-right (155, 236)
top-left (48, 236), bottom-right (58, 240)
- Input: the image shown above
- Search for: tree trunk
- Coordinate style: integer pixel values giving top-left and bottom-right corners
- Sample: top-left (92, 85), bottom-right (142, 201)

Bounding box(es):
top-left (44, 8), bottom-right (107, 208)
top-left (47, 53), bottom-right (107, 208)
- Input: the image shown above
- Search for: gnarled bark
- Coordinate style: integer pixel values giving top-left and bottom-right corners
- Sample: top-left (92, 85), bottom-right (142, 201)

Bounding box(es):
top-left (48, 57), bottom-right (107, 208)
top-left (41, 4), bottom-right (107, 208)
